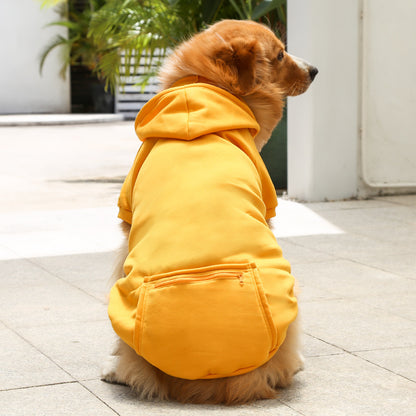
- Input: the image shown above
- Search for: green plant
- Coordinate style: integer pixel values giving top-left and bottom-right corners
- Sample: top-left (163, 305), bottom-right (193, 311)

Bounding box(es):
top-left (229, 0), bottom-right (286, 35)
top-left (40, 0), bottom-right (286, 91)
top-left (89, 0), bottom-right (286, 92)
top-left (87, 0), bottom-right (177, 92)
top-left (39, 0), bottom-right (108, 79)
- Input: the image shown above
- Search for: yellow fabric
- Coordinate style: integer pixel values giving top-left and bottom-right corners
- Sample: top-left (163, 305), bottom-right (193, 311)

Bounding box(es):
top-left (109, 76), bottom-right (298, 380)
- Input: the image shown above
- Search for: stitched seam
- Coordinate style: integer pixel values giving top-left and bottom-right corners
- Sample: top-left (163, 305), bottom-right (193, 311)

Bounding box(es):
top-left (136, 285), bottom-right (148, 355)
top-left (183, 88), bottom-right (190, 139)
top-left (251, 266), bottom-right (276, 351)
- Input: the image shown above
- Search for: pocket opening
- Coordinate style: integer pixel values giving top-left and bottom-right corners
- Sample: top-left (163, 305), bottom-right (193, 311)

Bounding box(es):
top-left (134, 262), bottom-right (278, 379)
top-left (153, 270), bottom-right (245, 289)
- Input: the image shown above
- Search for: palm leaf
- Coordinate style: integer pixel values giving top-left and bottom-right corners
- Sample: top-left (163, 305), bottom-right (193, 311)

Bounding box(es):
top-left (252, 0), bottom-right (285, 20)
top-left (45, 20), bottom-right (80, 31)
top-left (229, 0), bottom-right (248, 19)
top-left (39, 34), bottom-right (70, 76)
top-left (202, 0), bottom-right (224, 23)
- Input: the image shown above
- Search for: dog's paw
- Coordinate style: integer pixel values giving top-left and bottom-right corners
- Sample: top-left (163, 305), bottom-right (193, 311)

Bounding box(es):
top-left (273, 352), bottom-right (305, 389)
top-left (101, 355), bottom-right (120, 384)
top-left (297, 353), bottom-right (305, 372)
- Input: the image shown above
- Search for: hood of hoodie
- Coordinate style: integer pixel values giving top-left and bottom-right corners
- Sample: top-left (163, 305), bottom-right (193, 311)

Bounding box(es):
top-left (134, 76), bottom-right (260, 142)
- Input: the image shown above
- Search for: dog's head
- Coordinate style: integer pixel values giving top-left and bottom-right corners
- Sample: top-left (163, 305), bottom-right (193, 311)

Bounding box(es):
top-left (159, 20), bottom-right (318, 149)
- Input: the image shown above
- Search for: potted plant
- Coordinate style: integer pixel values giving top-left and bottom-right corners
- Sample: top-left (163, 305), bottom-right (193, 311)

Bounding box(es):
top-left (39, 0), bottom-right (114, 113)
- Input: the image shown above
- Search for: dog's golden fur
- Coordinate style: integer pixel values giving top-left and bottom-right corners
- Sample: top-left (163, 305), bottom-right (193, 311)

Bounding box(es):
top-left (102, 20), bottom-right (317, 405)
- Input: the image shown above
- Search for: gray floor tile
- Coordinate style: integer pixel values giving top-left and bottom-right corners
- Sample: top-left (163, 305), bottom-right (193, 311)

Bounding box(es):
top-left (279, 353), bottom-right (416, 416)
top-left (0, 274), bottom-right (106, 328)
top-left (296, 282), bottom-right (341, 303)
top-left (361, 290), bottom-right (416, 321)
top-left (279, 239), bottom-right (336, 265)
top-left (18, 320), bottom-right (115, 381)
top-left (0, 382), bottom-right (117, 415)
top-left (355, 346), bottom-right (416, 382)
top-left (378, 195), bottom-right (416, 207)
top-left (29, 251), bottom-right (116, 301)
top-left (366, 205), bottom-right (416, 226)
top-left (287, 233), bottom-right (413, 265)
top-left (361, 251), bottom-right (416, 280)
top-left (0, 257), bottom-right (56, 288)
top-left (292, 257), bottom-right (416, 322)
top-left (1, 121), bottom-right (415, 416)
top-left (316, 208), bottom-right (416, 244)
top-left (30, 251), bottom-right (116, 283)
top-left (301, 298), bottom-right (416, 352)
top-left (292, 259), bottom-right (416, 303)
top-left (83, 379), bottom-right (302, 415)
top-left (0, 327), bottom-right (73, 390)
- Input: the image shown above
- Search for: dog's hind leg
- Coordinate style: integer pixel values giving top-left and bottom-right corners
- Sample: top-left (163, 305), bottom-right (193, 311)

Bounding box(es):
top-left (102, 339), bottom-right (169, 401)
top-left (261, 314), bottom-right (304, 389)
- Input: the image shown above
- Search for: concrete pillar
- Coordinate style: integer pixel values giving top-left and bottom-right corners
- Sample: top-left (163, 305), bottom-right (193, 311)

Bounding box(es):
top-left (287, 0), bottom-right (360, 201)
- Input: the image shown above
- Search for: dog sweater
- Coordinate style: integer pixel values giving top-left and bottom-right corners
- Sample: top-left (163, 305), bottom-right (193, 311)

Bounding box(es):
top-left (108, 76), bottom-right (297, 380)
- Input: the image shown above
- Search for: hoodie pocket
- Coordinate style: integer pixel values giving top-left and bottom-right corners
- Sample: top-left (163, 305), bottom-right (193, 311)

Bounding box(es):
top-left (133, 262), bottom-right (277, 380)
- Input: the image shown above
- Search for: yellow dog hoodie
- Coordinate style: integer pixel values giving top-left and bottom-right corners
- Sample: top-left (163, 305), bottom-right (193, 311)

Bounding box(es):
top-left (108, 76), bottom-right (297, 380)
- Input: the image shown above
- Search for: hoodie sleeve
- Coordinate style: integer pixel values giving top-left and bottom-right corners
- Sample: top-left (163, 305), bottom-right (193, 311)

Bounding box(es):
top-left (118, 139), bottom-right (158, 224)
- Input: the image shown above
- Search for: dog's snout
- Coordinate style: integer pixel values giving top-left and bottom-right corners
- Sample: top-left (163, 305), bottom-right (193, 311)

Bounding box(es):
top-left (309, 66), bottom-right (318, 81)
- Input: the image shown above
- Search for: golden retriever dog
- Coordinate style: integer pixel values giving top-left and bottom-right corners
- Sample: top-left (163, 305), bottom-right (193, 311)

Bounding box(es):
top-left (102, 19), bottom-right (317, 405)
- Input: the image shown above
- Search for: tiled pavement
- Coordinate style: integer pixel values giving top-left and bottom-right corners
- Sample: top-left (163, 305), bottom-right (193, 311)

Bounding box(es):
top-left (0, 122), bottom-right (415, 415)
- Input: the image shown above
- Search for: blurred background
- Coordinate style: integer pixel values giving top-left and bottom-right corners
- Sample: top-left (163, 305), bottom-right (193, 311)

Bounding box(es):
top-left (0, 0), bottom-right (415, 202)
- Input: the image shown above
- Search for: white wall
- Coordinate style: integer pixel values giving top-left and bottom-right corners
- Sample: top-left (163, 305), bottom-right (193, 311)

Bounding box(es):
top-left (287, 0), bottom-right (416, 201)
top-left (361, 0), bottom-right (416, 191)
top-left (0, 0), bottom-right (70, 114)
top-left (287, 0), bottom-right (360, 201)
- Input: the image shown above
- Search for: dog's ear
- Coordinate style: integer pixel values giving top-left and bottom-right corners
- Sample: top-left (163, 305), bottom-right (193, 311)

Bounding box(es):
top-left (214, 37), bottom-right (262, 95)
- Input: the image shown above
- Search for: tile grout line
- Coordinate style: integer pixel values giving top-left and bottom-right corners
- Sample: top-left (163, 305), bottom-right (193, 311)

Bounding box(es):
top-left (305, 332), bottom-right (416, 384)
top-left (303, 332), bottom-right (351, 355)
top-left (23, 256), bottom-right (108, 304)
top-left (1, 322), bottom-right (121, 414)
top-left (371, 197), bottom-right (416, 208)
top-left (276, 399), bottom-right (308, 416)
top-left (287, 233), bottom-right (415, 258)
top-left (301, 279), bottom-right (416, 323)
top-left (1, 380), bottom-right (78, 393)
top-left (302, 198), bottom-right (416, 226)
top-left (1, 321), bottom-right (121, 412)
top-left (295, 254), bottom-right (416, 322)
top-left (340, 256), bottom-right (416, 283)
top-left (351, 345), bottom-right (416, 353)
top-left (78, 380), bottom-right (121, 416)
top-left (1, 380), bottom-right (121, 415)
top-left (7, 318), bottom-right (109, 331)
top-left (304, 352), bottom-right (345, 358)
top-left (349, 351), bottom-right (416, 384)
top-left (286, 238), bottom-right (415, 283)
top-left (0, 320), bottom-right (77, 383)
top-left (0, 250), bottom-right (109, 304)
